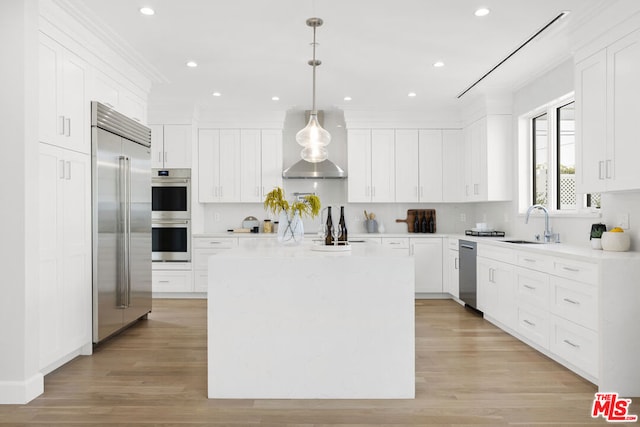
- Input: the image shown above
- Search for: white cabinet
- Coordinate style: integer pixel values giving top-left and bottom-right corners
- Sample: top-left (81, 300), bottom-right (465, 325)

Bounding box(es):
top-left (152, 270), bottom-right (193, 293)
top-left (193, 237), bottom-right (238, 292)
top-left (38, 143), bottom-right (91, 372)
top-left (347, 129), bottom-right (395, 202)
top-left (445, 241), bottom-right (459, 298)
top-left (150, 124), bottom-right (192, 168)
top-left (477, 256), bottom-right (515, 329)
top-left (395, 130), bottom-right (443, 202)
top-left (442, 130), bottom-right (465, 202)
top-left (576, 28), bottom-right (640, 193)
top-left (463, 115), bottom-right (511, 201)
top-left (198, 129), bottom-right (282, 203)
top-left (38, 33), bottom-right (89, 154)
top-left (92, 71), bottom-right (147, 124)
top-left (410, 238), bottom-right (443, 294)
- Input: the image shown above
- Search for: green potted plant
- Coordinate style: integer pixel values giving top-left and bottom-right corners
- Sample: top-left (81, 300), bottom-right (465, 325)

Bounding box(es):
top-left (264, 187), bottom-right (321, 244)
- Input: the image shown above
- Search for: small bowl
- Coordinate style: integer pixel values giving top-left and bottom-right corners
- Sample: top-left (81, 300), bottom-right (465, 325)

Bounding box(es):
top-left (601, 232), bottom-right (630, 252)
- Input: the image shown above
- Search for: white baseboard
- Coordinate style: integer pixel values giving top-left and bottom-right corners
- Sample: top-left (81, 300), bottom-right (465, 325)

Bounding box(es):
top-left (0, 373), bottom-right (43, 404)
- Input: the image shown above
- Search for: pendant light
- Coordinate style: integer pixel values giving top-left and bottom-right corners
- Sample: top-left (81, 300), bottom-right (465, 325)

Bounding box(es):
top-left (296, 17), bottom-right (331, 163)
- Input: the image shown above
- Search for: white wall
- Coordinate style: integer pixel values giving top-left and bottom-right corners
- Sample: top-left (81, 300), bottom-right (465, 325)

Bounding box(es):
top-left (0, 0), bottom-right (43, 404)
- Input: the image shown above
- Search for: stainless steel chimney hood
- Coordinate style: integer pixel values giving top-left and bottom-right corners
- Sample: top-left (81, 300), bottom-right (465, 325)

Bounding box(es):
top-left (282, 159), bottom-right (346, 179)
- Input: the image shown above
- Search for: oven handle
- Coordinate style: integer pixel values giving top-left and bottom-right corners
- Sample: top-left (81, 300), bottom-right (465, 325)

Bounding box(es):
top-left (153, 220), bottom-right (190, 225)
top-left (152, 178), bottom-right (190, 184)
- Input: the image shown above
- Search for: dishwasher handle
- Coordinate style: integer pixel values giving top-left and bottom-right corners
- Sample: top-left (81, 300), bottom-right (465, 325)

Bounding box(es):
top-left (460, 244), bottom-right (475, 250)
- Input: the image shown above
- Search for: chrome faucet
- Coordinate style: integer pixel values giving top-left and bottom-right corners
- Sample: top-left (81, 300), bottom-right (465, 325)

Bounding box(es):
top-left (525, 204), bottom-right (556, 243)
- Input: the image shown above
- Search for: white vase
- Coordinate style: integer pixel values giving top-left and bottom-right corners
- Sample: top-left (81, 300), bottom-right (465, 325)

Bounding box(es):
top-left (277, 211), bottom-right (304, 245)
top-left (590, 238), bottom-right (602, 250)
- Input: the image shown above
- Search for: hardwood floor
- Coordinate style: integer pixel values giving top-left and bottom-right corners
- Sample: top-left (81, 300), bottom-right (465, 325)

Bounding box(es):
top-left (1, 299), bottom-right (637, 426)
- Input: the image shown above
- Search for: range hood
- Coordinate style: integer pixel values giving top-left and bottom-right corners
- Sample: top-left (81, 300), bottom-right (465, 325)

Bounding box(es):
top-left (282, 159), bottom-right (346, 179)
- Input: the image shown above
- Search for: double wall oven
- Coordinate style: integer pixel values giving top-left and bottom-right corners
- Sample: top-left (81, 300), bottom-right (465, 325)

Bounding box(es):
top-left (152, 168), bottom-right (191, 262)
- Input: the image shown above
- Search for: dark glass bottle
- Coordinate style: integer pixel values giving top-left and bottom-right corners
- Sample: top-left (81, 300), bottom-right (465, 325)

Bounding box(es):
top-left (428, 211), bottom-right (435, 233)
top-left (420, 211), bottom-right (428, 233)
top-left (325, 206), bottom-right (334, 246)
top-left (413, 212), bottom-right (420, 233)
top-left (338, 206), bottom-right (348, 243)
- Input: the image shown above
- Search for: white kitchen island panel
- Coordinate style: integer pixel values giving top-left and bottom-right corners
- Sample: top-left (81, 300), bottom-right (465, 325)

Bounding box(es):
top-left (208, 241), bottom-right (415, 399)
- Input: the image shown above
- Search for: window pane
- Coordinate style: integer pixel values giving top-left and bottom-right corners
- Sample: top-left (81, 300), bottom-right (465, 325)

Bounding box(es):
top-left (533, 113), bottom-right (548, 206)
top-left (558, 102), bottom-right (575, 210)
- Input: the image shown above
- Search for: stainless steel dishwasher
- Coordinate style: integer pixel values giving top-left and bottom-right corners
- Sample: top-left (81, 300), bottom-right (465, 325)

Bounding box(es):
top-left (458, 240), bottom-right (478, 311)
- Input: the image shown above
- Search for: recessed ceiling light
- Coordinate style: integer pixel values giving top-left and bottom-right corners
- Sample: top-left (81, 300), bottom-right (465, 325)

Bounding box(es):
top-left (408, 92), bottom-right (417, 97)
top-left (344, 96), bottom-right (352, 101)
top-left (433, 61), bottom-right (445, 68)
top-left (186, 61), bottom-right (198, 68)
top-left (139, 7), bottom-right (155, 16)
top-left (212, 92), bottom-right (221, 97)
top-left (271, 96), bottom-right (280, 101)
top-left (474, 8), bottom-right (490, 17)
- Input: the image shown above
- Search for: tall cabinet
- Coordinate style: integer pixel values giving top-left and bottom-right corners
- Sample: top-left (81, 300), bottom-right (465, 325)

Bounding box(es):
top-left (38, 143), bottom-right (91, 372)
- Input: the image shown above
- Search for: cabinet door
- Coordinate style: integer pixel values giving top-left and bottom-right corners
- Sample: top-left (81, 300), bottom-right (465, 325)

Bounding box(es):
top-left (163, 125), bottom-right (191, 168)
top-left (198, 129), bottom-right (220, 202)
top-left (411, 239), bottom-right (443, 293)
top-left (218, 130), bottom-right (241, 202)
top-left (119, 92), bottom-right (146, 124)
top-left (150, 124), bottom-right (164, 168)
top-left (445, 249), bottom-right (459, 298)
top-left (442, 130), bottom-right (465, 202)
top-left (492, 260), bottom-right (515, 329)
top-left (240, 129), bottom-right (262, 202)
top-left (38, 34), bottom-right (61, 147)
top-left (261, 130), bottom-right (283, 198)
top-left (418, 129), bottom-right (443, 201)
top-left (394, 130), bottom-right (419, 203)
top-left (371, 130), bottom-right (395, 202)
top-left (347, 129), bottom-right (372, 202)
top-left (60, 49), bottom-right (88, 153)
top-left (92, 70), bottom-right (120, 110)
top-left (607, 29), bottom-right (640, 191)
top-left (476, 257), bottom-right (495, 315)
top-left (575, 50), bottom-right (607, 193)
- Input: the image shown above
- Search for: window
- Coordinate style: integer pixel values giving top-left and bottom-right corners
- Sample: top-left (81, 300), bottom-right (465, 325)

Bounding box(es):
top-left (529, 99), bottom-right (599, 211)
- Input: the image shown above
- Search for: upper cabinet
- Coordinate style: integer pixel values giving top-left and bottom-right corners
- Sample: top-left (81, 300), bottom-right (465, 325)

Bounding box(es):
top-left (395, 130), bottom-right (443, 203)
top-left (198, 128), bottom-right (282, 203)
top-left (442, 130), bottom-right (465, 202)
top-left (150, 124), bottom-right (192, 169)
top-left (576, 29), bottom-right (640, 193)
top-left (348, 129), bottom-right (395, 203)
top-left (92, 71), bottom-right (147, 125)
top-left (38, 33), bottom-right (89, 154)
top-left (463, 115), bottom-right (511, 202)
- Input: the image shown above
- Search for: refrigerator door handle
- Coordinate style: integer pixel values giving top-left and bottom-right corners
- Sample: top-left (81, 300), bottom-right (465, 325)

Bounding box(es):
top-left (117, 156), bottom-right (127, 308)
top-left (125, 156), bottom-right (132, 308)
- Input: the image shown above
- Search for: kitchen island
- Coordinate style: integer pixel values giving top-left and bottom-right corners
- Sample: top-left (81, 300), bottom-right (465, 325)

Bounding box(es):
top-left (207, 240), bottom-right (415, 399)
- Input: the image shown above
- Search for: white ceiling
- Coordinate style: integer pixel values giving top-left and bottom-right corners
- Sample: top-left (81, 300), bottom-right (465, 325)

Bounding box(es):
top-left (65, 0), bottom-right (606, 115)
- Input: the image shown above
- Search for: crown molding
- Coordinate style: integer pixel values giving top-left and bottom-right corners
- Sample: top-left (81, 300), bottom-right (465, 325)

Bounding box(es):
top-left (52, 0), bottom-right (168, 84)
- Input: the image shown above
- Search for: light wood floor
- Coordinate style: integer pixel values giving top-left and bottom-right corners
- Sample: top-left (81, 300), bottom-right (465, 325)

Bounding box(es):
top-left (1, 299), bottom-right (637, 426)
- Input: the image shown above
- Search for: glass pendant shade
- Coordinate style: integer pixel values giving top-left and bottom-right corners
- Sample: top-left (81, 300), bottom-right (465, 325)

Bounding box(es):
top-left (300, 145), bottom-right (329, 163)
top-left (296, 113), bottom-right (331, 163)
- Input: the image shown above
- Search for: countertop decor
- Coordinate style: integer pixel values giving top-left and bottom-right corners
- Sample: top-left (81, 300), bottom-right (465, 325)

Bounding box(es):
top-left (263, 187), bottom-right (320, 245)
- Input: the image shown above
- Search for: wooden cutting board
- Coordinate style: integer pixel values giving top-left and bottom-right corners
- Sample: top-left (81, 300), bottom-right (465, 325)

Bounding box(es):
top-left (396, 209), bottom-right (436, 233)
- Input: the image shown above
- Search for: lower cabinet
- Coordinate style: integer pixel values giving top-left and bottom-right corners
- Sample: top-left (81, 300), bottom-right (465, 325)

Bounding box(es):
top-left (193, 237), bottom-right (237, 293)
top-left (38, 143), bottom-right (92, 372)
top-left (477, 256), bottom-right (515, 329)
top-left (410, 238), bottom-right (443, 294)
top-left (445, 247), bottom-right (459, 298)
top-left (152, 263), bottom-right (193, 295)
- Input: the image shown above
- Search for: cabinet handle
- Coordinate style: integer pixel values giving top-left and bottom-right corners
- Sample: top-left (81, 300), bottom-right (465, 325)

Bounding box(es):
top-left (158, 280), bottom-right (170, 283)
top-left (523, 258), bottom-right (536, 263)
top-left (64, 118), bottom-right (71, 137)
top-left (563, 297), bottom-right (580, 305)
top-left (598, 161), bottom-right (604, 180)
top-left (388, 242), bottom-right (401, 245)
top-left (59, 160), bottom-right (65, 179)
top-left (524, 284), bottom-right (536, 290)
top-left (523, 319), bottom-right (536, 327)
top-left (454, 258), bottom-right (458, 270)
top-left (65, 161), bottom-right (71, 180)
top-left (164, 151), bottom-right (168, 163)
top-left (562, 266), bottom-right (580, 272)
top-left (474, 183), bottom-right (479, 195)
top-left (489, 268), bottom-right (494, 283)
top-left (209, 241), bottom-right (222, 245)
top-left (58, 116), bottom-right (65, 135)
top-left (563, 339), bottom-right (580, 349)
top-left (158, 153), bottom-right (162, 163)
top-left (219, 186), bottom-right (223, 198)
top-left (606, 160), bottom-right (612, 179)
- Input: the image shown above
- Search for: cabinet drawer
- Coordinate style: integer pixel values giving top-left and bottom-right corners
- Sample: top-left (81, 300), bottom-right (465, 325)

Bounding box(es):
top-left (515, 267), bottom-right (549, 309)
top-left (478, 244), bottom-right (516, 264)
top-left (448, 238), bottom-right (459, 250)
top-left (552, 259), bottom-right (598, 285)
top-left (517, 251), bottom-right (553, 273)
top-left (193, 271), bottom-right (208, 293)
top-left (384, 237), bottom-right (410, 249)
top-left (549, 314), bottom-right (598, 378)
top-left (350, 237), bottom-right (381, 244)
top-left (152, 271), bottom-right (192, 293)
top-left (516, 305), bottom-right (549, 349)
top-left (549, 276), bottom-right (598, 331)
top-left (193, 237), bottom-right (237, 249)
top-left (193, 249), bottom-right (231, 271)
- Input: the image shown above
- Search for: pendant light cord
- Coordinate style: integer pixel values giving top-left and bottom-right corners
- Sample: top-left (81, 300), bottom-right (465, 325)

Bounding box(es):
top-left (311, 24), bottom-right (317, 114)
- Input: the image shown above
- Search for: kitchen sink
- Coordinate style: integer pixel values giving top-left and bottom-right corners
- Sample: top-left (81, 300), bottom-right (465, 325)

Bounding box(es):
top-left (501, 239), bottom-right (542, 244)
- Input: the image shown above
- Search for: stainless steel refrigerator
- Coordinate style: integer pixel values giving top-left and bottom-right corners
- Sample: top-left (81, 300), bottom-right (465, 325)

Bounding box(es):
top-left (91, 101), bottom-right (152, 343)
